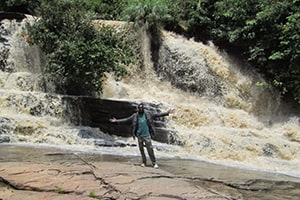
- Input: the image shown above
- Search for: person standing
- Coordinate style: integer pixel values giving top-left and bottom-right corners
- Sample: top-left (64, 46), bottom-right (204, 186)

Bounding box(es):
top-left (110, 103), bottom-right (174, 169)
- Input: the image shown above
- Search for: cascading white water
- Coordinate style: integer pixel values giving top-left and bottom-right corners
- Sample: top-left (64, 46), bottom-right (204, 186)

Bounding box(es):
top-left (0, 17), bottom-right (117, 151)
top-left (0, 17), bottom-right (299, 177)
top-left (102, 29), bottom-right (300, 177)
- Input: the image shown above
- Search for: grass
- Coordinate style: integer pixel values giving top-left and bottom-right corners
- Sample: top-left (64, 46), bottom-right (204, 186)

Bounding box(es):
top-left (56, 187), bottom-right (63, 194)
top-left (89, 191), bottom-right (96, 198)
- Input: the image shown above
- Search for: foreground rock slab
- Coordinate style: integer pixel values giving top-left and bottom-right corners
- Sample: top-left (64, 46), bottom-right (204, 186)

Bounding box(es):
top-left (0, 160), bottom-right (229, 200)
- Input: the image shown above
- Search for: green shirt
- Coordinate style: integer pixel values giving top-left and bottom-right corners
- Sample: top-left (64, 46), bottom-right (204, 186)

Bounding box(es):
top-left (136, 114), bottom-right (150, 137)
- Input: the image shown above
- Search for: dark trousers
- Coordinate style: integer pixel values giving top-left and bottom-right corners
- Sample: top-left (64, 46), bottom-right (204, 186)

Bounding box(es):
top-left (137, 136), bottom-right (156, 165)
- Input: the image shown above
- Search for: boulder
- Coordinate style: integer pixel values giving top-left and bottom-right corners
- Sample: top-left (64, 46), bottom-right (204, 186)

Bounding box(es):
top-left (0, 117), bottom-right (14, 134)
top-left (0, 135), bottom-right (10, 143)
top-left (62, 96), bottom-right (181, 144)
top-left (157, 36), bottom-right (223, 97)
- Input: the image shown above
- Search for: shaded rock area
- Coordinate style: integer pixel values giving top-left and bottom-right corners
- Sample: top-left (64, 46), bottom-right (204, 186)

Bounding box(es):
top-left (64, 97), bottom-right (181, 144)
top-left (0, 12), bottom-right (26, 21)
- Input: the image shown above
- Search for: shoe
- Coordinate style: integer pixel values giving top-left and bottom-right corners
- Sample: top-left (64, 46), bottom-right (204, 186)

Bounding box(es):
top-left (153, 164), bottom-right (159, 169)
top-left (141, 163), bottom-right (145, 167)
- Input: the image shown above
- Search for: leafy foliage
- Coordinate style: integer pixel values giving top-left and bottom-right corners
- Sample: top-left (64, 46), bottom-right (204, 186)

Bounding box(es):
top-left (122, 0), bottom-right (171, 32)
top-left (166, 0), bottom-right (216, 40)
top-left (212, 0), bottom-right (300, 103)
top-left (28, 0), bottom-right (133, 95)
top-left (167, 0), bottom-right (300, 104)
top-left (121, 0), bottom-right (171, 65)
top-left (82, 0), bottom-right (127, 20)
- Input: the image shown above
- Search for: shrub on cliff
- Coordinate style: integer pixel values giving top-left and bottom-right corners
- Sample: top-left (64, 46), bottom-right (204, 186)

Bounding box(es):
top-left (27, 0), bottom-right (134, 95)
top-left (166, 0), bottom-right (300, 104)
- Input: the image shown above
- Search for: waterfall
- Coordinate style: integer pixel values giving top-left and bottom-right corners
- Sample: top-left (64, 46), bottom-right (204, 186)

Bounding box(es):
top-left (102, 30), bottom-right (300, 176)
top-left (0, 17), bottom-right (116, 150)
top-left (1, 16), bottom-right (300, 177)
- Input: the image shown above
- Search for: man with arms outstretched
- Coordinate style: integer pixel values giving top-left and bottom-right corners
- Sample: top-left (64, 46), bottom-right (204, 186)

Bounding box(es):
top-left (110, 103), bottom-right (174, 168)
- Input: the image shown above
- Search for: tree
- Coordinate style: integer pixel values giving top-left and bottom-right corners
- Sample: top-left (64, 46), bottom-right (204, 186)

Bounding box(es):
top-left (168, 0), bottom-right (300, 104)
top-left (28, 0), bottom-right (133, 95)
top-left (212, 0), bottom-right (300, 103)
top-left (83, 0), bottom-right (127, 20)
top-left (122, 0), bottom-right (170, 31)
top-left (122, 0), bottom-right (171, 66)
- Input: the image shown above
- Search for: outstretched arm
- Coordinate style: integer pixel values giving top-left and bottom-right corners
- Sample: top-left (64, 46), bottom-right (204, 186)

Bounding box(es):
top-left (152, 107), bottom-right (175, 118)
top-left (109, 114), bottom-right (136, 140)
top-left (109, 114), bottom-right (135, 123)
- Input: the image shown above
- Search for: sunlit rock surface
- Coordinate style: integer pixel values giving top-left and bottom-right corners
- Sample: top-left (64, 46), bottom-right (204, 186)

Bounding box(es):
top-left (0, 147), bottom-right (229, 200)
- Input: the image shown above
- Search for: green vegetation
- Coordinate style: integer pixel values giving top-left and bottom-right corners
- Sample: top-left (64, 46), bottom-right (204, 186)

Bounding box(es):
top-left (27, 0), bottom-right (134, 95)
top-left (88, 191), bottom-right (95, 198)
top-left (82, 0), bottom-right (127, 20)
top-left (56, 187), bottom-right (63, 194)
top-left (1, 0), bottom-right (299, 103)
top-left (211, 0), bottom-right (300, 103)
top-left (122, 0), bottom-right (170, 31)
top-left (88, 191), bottom-right (105, 199)
top-left (121, 0), bottom-right (171, 64)
top-left (167, 0), bottom-right (300, 103)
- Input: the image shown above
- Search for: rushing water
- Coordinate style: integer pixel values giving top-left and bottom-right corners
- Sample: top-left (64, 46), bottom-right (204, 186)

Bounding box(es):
top-left (102, 29), bottom-right (300, 178)
top-left (0, 16), bottom-right (300, 199)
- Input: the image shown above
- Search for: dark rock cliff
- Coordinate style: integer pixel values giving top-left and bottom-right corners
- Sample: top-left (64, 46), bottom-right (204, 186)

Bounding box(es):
top-left (63, 96), bottom-right (181, 144)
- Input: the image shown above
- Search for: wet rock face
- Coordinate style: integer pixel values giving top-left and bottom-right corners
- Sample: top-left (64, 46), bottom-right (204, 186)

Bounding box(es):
top-left (262, 143), bottom-right (278, 157)
top-left (0, 117), bottom-right (12, 143)
top-left (0, 24), bottom-right (10, 71)
top-left (0, 135), bottom-right (10, 143)
top-left (0, 117), bottom-right (14, 134)
top-left (67, 97), bottom-right (181, 144)
top-left (157, 40), bottom-right (223, 97)
top-left (4, 93), bottom-right (67, 117)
